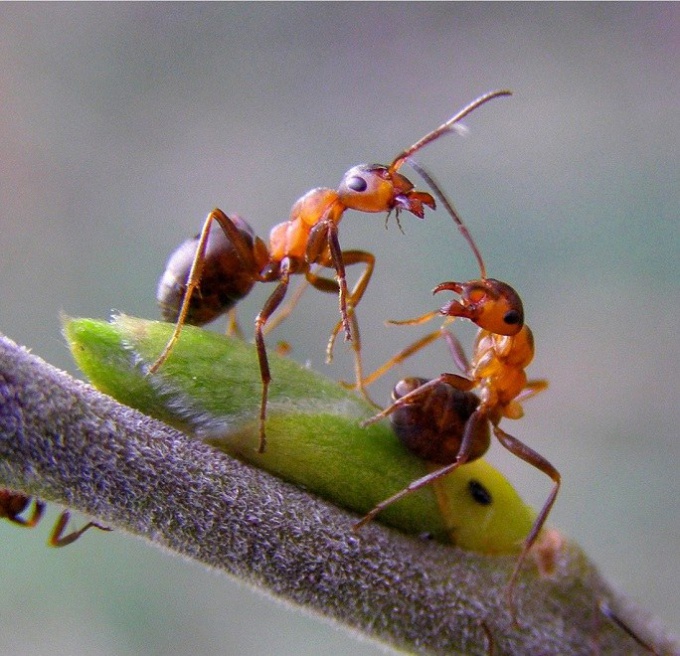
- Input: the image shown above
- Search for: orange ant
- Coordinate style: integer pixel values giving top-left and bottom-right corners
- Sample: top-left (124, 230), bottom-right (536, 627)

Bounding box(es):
top-left (150, 90), bottom-right (512, 453)
top-left (0, 488), bottom-right (110, 547)
top-left (354, 169), bottom-right (559, 620)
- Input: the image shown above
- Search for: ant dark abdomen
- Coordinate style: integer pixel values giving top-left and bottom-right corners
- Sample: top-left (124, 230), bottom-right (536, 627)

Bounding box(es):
top-left (157, 214), bottom-right (260, 325)
top-left (390, 377), bottom-right (490, 465)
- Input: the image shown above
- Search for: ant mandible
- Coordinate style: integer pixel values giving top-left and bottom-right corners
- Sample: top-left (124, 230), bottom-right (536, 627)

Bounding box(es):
top-left (355, 171), bottom-right (560, 619)
top-left (150, 90), bottom-right (512, 453)
top-left (0, 488), bottom-right (110, 547)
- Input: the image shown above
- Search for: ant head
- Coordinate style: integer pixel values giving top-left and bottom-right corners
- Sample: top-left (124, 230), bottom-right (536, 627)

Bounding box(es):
top-left (336, 92), bottom-right (510, 223)
top-left (434, 278), bottom-right (524, 336)
top-left (337, 164), bottom-right (435, 218)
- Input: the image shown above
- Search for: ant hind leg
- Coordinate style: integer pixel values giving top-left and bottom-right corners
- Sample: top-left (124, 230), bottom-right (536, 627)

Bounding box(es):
top-left (492, 424), bottom-right (560, 624)
top-left (150, 208), bottom-right (260, 374)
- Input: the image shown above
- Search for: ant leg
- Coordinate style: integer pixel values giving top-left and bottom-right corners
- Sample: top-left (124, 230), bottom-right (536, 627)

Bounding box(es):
top-left (597, 599), bottom-right (659, 655)
top-left (492, 424), bottom-right (560, 623)
top-left (263, 277), bottom-right (312, 336)
top-left (357, 329), bottom-right (444, 389)
top-left (278, 268), bottom-right (368, 408)
top-left (225, 308), bottom-right (244, 339)
top-left (341, 310), bottom-right (380, 409)
top-left (387, 309), bottom-right (441, 327)
top-left (296, 267), bottom-right (345, 362)
top-left (325, 250), bottom-right (375, 365)
top-left (306, 218), bottom-right (352, 342)
top-left (515, 378), bottom-right (549, 405)
top-left (354, 408), bottom-right (487, 530)
top-left (338, 250), bottom-right (375, 311)
top-left (254, 266), bottom-right (291, 453)
top-left (149, 208), bottom-right (258, 374)
top-left (23, 499), bottom-right (46, 528)
top-left (313, 219), bottom-right (354, 342)
top-left (296, 252), bottom-right (377, 407)
top-left (325, 250), bottom-right (378, 403)
top-left (440, 327), bottom-right (471, 374)
top-left (361, 372), bottom-right (473, 427)
top-left (306, 218), bottom-right (375, 351)
top-left (356, 324), bottom-right (461, 390)
top-left (353, 311), bottom-right (457, 386)
top-left (325, 222), bottom-right (353, 342)
top-left (362, 375), bottom-right (443, 427)
top-left (48, 511), bottom-right (111, 547)
top-left (354, 317), bottom-right (457, 388)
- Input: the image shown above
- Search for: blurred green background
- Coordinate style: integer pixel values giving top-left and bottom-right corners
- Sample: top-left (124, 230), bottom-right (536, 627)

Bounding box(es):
top-left (0, 4), bottom-right (678, 654)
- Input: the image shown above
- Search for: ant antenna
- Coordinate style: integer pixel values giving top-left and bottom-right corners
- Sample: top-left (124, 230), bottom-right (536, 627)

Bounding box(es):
top-left (407, 157), bottom-right (487, 279)
top-left (389, 89), bottom-right (512, 172)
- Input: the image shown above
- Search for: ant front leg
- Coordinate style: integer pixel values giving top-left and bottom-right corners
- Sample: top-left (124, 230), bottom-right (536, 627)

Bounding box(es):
top-left (440, 328), bottom-right (472, 374)
top-left (325, 250), bottom-right (375, 365)
top-left (491, 423), bottom-right (560, 623)
top-left (515, 378), bottom-right (549, 405)
top-left (322, 250), bottom-right (377, 405)
top-left (254, 263), bottom-right (292, 454)
top-left (300, 269), bottom-right (369, 405)
top-left (306, 218), bottom-right (352, 343)
top-left (48, 511), bottom-right (112, 548)
top-left (357, 321), bottom-right (459, 389)
top-left (357, 329), bottom-right (445, 389)
top-left (150, 208), bottom-right (258, 374)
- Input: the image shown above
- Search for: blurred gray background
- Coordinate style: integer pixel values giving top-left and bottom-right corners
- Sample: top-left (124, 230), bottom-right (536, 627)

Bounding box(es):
top-left (0, 4), bottom-right (678, 654)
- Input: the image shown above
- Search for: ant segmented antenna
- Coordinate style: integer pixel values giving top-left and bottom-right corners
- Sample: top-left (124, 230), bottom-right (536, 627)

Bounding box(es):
top-left (389, 89), bottom-right (512, 172)
top-left (407, 157), bottom-right (487, 279)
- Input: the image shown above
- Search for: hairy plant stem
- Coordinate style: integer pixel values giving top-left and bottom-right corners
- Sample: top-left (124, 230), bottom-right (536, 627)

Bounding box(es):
top-left (0, 333), bottom-right (675, 656)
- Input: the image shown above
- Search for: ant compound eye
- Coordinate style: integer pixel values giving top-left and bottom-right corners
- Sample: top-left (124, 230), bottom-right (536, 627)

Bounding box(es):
top-left (503, 309), bottom-right (522, 325)
top-left (468, 479), bottom-right (493, 506)
top-left (346, 176), bottom-right (368, 192)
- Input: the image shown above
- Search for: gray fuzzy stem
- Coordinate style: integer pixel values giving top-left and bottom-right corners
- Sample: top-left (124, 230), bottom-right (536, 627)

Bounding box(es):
top-left (0, 334), bottom-right (675, 656)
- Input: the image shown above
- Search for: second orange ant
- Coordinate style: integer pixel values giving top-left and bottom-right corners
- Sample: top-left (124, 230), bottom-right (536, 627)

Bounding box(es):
top-left (150, 90), bottom-right (512, 452)
top-left (0, 488), bottom-right (110, 547)
top-left (355, 170), bottom-right (560, 620)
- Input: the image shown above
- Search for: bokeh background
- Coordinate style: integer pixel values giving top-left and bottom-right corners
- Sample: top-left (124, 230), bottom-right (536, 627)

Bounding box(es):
top-left (0, 4), bottom-right (678, 654)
